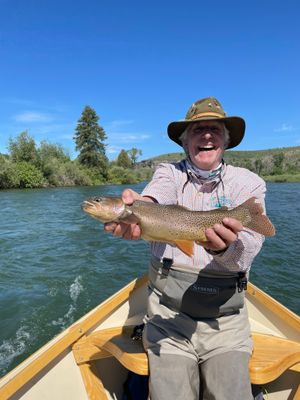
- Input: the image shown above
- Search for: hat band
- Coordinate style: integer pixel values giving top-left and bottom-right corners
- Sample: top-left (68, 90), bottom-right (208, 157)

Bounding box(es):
top-left (190, 112), bottom-right (225, 120)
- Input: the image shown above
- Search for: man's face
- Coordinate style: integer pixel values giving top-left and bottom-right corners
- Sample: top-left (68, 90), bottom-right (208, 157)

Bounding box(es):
top-left (184, 121), bottom-right (226, 170)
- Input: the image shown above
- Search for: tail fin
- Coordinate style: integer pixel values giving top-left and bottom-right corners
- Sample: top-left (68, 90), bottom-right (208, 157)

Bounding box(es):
top-left (242, 197), bottom-right (276, 237)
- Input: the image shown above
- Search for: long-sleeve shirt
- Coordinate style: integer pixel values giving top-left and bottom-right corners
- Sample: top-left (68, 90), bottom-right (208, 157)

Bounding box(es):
top-left (142, 159), bottom-right (266, 273)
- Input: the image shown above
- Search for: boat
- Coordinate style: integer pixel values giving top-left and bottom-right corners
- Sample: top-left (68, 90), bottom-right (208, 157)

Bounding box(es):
top-left (0, 274), bottom-right (299, 400)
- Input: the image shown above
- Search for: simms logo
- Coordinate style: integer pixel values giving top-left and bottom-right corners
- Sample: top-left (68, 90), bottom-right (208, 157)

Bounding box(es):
top-left (191, 284), bottom-right (219, 295)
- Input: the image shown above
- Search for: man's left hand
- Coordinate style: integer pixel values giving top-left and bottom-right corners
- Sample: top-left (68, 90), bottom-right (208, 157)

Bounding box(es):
top-left (197, 217), bottom-right (243, 252)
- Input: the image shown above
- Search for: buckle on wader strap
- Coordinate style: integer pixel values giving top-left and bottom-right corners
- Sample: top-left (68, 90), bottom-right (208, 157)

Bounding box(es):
top-left (237, 272), bottom-right (248, 292)
top-left (162, 258), bottom-right (173, 275)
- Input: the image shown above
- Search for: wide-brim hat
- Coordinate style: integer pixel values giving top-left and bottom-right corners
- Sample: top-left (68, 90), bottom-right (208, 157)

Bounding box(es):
top-left (167, 97), bottom-right (245, 149)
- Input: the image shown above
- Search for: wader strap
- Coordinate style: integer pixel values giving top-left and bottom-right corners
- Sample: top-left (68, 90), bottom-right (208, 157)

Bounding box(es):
top-left (237, 272), bottom-right (248, 292)
top-left (162, 258), bottom-right (173, 275)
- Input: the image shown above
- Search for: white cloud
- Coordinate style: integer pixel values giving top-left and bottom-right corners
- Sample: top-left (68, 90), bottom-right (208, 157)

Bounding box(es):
top-left (33, 123), bottom-right (75, 136)
top-left (106, 119), bottom-right (134, 129)
top-left (109, 132), bottom-right (151, 143)
top-left (106, 145), bottom-right (122, 154)
top-left (14, 111), bottom-right (54, 123)
top-left (274, 123), bottom-right (295, 133)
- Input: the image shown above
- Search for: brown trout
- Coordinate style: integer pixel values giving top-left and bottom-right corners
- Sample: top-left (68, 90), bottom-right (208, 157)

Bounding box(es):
top-left (82, 196), bottom-right (275, 256)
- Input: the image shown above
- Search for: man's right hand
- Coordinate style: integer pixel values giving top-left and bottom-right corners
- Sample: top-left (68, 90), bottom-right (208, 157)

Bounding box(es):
top-left (104, 189), bottom-right (153, 240)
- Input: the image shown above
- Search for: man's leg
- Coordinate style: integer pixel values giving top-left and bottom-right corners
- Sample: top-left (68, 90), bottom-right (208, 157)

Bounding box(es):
top-left (200, 351), bottom-right (252, 400)
top-left (148, 352), bottom-right (200, 400)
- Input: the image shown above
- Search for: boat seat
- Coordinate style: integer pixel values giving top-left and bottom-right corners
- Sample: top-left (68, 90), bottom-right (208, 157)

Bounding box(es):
top-left (73, 326), bottom-right (300, 385)
top-left (250, 332), bottom-right (300, 384)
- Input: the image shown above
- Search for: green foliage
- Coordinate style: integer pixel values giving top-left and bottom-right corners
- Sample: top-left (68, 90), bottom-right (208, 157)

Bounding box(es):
top-left (127, 148), bottom-right (142, 165)
top-left (107, 166), bottom-right (138, 184)
top-left (116, 149), bottom-right (132, 168)
top-left (0, 159), bottom-right (19, 189)
top-left (15, 162), bottom-right (46, 188)
top-left (135, 167), bottom-right (153, 182)
top-left (74, 106), bottom-right (109, 178)
top-left (58, 161), bottom-right (93, 186)
top-left (38, 141), bottom-right (70, 164)
top-left (8, 131), bottom-right (39, 165)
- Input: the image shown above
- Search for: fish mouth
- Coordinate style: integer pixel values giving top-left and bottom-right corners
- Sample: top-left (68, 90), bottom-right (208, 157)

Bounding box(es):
top-left (81, 200), bottom-right (101, 214)
top-left (81, 200), bottom-right (96, 209)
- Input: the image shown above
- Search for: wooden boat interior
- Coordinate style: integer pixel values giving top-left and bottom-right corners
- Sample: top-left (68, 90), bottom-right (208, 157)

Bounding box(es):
top-left (0, 275), bottom-right (299, 400)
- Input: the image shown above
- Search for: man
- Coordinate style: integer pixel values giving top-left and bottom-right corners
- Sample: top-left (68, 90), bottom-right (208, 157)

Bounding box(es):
top-left (105, 97), bottom-right (267, 399)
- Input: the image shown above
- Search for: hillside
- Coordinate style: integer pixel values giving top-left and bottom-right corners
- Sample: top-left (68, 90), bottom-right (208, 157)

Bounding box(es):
top-left (138, 146), bottom-right (300, 182)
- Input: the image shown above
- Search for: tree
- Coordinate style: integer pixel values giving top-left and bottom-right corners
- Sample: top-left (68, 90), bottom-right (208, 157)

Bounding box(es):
top-left (116, 149), bottom-right (132, 168)
top-left (15, 161), bottom-right (45, 188)
top-left (273, 152), bottom-right (284, 174)
top-left (74, 106), bottom-right (109, 177)
top-left (8, 131), bottom-right (39, 165)
top-left (38, 141), bottom-right (70, 164)
top-left (127, 148), bottom-right (142, 166)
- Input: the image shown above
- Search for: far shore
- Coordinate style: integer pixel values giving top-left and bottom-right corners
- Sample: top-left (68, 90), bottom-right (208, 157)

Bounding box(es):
top-left (1, 173), bottom-right (300, 191)
top-left (262, 174), bottom-right (300, 183)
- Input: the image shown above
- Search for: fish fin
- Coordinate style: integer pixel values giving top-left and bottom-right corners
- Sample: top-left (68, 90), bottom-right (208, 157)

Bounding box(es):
top-left (120, 214), bottom-right (140, 224)
top-left (242, 197), bottom-right (276, 237)
top-left (219, 206), bottom-right (229, 211)
top-left (211, 205), bottom-right (229, 211)
top-left (174, 240), bottom-right (194, 257)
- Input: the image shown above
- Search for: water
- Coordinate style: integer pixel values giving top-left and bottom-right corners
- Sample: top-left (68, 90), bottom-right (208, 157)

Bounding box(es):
top-left (0, 183), bottom-right (299, 376)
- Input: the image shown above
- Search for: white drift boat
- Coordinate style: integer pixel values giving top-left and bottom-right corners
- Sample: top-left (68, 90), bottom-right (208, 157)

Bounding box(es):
top-left (0, 275), bottom-right (299, 400)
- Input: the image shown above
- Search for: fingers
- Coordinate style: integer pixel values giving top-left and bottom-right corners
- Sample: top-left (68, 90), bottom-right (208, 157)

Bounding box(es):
top-left (104, 222), bottom-right (117, 233)
top-left (104, 221), bottom-right (142, 240)
top-left (222, 217), bottom-right (243, 234)
top-left (200, 218), bottom-right (243, 252)
top-left (122, 189), bottom-right (142, 205)
top-left (104, 189), bottom-right (145, 241)
top-left (121, 189), bottom-right (154, 205)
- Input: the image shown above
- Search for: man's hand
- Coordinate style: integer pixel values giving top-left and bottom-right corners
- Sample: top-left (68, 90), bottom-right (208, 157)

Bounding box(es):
top-left (104, 189), bottom-right (153, 240)
top-left (197, 217), bottom-right (243, 252)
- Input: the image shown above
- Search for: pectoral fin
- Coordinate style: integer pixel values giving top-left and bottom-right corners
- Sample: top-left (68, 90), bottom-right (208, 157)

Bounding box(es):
top-left (174, 240), bottom-right (194, 257)
top-left (119, 214), bottom-right (140, 224)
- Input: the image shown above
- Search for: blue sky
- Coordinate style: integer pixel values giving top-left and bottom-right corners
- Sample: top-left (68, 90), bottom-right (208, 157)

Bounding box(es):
top-left (1, 0), bottom-right (300, 161)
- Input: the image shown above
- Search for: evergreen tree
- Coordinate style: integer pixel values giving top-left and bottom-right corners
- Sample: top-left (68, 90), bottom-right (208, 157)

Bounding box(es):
top-left (116, 149), bottom-right (132, 168)
top-left (74, 106), bottom-right (109, 177)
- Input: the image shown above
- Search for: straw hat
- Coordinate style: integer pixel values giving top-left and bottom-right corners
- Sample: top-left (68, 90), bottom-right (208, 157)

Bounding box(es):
top-left (167, 97), bottom-right (245, 149)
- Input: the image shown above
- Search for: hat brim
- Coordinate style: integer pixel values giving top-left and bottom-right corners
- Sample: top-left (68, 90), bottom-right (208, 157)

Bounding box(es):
top-left (167, 116), bottom-right (245, 149)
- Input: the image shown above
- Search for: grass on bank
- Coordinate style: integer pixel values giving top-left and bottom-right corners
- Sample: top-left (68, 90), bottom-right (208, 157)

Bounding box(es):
top-left (262, 174), bottom-right (300, 183)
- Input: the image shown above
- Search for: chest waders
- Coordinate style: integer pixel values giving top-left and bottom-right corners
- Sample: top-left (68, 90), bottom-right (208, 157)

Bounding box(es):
top-left (149, 256), bottom-right (247, 319)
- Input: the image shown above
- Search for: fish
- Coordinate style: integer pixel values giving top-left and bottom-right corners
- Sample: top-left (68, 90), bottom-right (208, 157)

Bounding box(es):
top-left (82, 196), bottom-right (276, 257)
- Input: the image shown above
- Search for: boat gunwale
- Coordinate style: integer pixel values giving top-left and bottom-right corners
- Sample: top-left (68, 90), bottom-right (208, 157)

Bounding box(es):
top-left (0, 275), bottom-right (299, 399)
top-left (246, 281), bottom-right (300, 332)
top-left (0, 274), bottom-right (148, 399)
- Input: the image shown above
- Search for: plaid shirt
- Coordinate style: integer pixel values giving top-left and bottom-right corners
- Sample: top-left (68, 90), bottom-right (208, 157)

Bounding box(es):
top-left (142, 160), bottom-right (266, 272)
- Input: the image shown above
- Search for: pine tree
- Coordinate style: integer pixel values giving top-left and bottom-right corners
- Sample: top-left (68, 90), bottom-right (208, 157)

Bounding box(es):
top-left (74, 106), bottom-right (108, 177)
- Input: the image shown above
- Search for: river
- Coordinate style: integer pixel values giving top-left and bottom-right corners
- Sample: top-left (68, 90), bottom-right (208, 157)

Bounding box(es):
top-left (0, 182), bottom-right (299, 376)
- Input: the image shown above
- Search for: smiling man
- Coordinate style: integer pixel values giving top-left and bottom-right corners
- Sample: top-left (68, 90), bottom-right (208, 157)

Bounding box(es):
top-left (105, 97), bottom-right (268, 399)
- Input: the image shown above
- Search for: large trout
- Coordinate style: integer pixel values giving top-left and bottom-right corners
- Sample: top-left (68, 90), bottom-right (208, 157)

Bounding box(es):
top-left (82, 196), bottom-right (275, 256)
